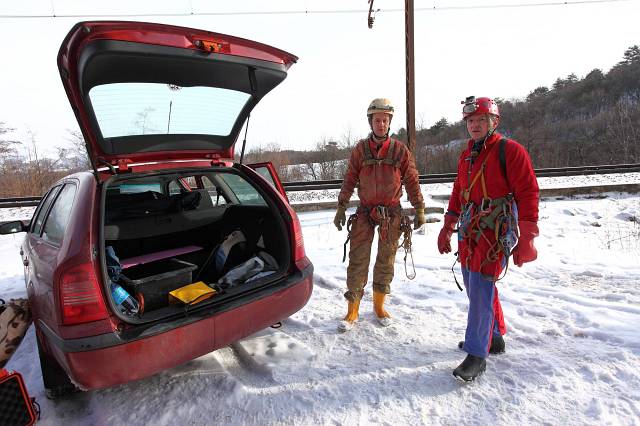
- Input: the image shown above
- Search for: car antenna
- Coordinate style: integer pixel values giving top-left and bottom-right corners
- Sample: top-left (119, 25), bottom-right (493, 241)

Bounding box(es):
top-left (239, 114), bottom-right (250, 165)
top-left (166, 84), bottom-right (181, 134)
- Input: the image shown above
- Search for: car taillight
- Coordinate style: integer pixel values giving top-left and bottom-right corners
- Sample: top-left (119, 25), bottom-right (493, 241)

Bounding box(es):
top-left (59, 263), bottom-right (109, 325)
top-left (290, 210), bottom-right (311, 270)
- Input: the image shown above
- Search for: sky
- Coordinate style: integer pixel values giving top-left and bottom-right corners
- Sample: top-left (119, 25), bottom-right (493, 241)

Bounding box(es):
top-left (0, 0), bottom-right (639, 158)
top-left (2, 173), bottom-right (639, 424)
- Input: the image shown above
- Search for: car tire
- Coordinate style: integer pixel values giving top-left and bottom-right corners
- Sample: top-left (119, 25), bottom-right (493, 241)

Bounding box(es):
top-left (36, 334), bottom-right (79, 400)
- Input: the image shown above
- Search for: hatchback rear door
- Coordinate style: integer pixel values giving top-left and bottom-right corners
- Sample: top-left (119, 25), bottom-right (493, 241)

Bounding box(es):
top-left (57, 21), bottom-right (298, 177)
top-left (248, 162), bottom-right (289, 202)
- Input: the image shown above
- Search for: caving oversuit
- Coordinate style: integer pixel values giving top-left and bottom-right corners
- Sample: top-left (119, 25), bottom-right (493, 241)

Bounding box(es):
top-left (447, 131), bottom-right (539, 359)
top-left (338, 135), bottom-right (424, 313)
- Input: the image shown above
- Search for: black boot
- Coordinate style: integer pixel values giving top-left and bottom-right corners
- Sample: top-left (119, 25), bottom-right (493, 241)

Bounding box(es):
top-left (453, 354), bottom-right (486, 382)
top-left (458, 335), bottom-right (506, 355)
top-left (489, 335), bottom-right (505, 354)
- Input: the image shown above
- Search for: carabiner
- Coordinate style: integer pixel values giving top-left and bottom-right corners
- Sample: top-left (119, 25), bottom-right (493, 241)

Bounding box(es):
top-left (480, 197), bottom-right (492, 213)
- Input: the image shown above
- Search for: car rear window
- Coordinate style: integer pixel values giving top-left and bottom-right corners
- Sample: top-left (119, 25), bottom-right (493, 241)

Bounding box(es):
top-left (119, 182), bottom-right (163, 194)
top-left (89, 83), bottom-right (251, 138)
top-left (106, 171), bottom-right (267, 211)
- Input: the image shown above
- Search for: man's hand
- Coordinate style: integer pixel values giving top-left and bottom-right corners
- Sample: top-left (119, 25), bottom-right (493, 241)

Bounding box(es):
top-left (512, 221), bottom-right (539, 266)
top-left (437, 214), bottom-right (458, 254)
top-left (413, 208), bottom-right (426, 230)
top-left (334, 204), bottom-right (347, 231)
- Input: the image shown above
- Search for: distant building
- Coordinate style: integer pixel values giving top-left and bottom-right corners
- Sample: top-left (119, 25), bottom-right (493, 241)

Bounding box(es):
top-left (325, 141), bottom-right (338, 150)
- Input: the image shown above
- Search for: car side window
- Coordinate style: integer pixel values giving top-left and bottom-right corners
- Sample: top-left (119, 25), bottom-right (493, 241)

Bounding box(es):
top-left (218, 174), bottom-right (267, 206)
top-left (31, 186), bottom-right (61, 235)
top-left (254, 167), bottom-right (277, 188)
top-left (168, 181), bottom-right (182, 196)
top-left (42, 184), bottom-right (77, 246)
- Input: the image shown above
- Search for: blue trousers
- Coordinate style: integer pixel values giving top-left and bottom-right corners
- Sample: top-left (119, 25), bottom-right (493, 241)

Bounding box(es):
top-left (461, 267), bottom-right (504, 358)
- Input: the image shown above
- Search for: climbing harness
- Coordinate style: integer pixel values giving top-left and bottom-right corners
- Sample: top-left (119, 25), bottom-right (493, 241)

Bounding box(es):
top-left (361, 138), bottom-right (401, 169)
top-left (341, 205), bottom-right (415, 280)
top-left (340, 136), bottom-right (417, 279)
top-left (452, 138), bottom-right (519, 287)
top-left (368, 205), bottom-right (395, 240)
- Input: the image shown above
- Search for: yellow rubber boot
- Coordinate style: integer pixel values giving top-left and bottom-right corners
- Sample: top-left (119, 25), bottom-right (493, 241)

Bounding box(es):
top-left (343, 299), bottom-right (360, 323)
top-left (373, 291), bottom-right (392, 326)
top-left (338, 299), bottom-right (360, 332)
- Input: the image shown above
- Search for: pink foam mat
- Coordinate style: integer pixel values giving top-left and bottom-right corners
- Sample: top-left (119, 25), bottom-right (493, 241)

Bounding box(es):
top-left (121, 245), bottom-right (203, 269)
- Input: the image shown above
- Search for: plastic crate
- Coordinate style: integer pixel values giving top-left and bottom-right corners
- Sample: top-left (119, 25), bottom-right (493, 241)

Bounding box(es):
top-left (120, 258), bottom-right (197, 311)
top-left (0, 369), bottom-right (37, 426)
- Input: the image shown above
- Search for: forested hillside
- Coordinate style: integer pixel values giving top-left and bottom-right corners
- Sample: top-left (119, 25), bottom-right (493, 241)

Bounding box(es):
top-left (410, 45), bottom-right (640, 173)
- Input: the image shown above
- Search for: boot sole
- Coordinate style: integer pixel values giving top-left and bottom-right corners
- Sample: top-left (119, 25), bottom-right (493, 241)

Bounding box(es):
top-left (452, 365), bottom-right (486, 382)
top-left (376, 317), bottom-right (392, 327)
top-left (337, 320), bottom-right (356, 333)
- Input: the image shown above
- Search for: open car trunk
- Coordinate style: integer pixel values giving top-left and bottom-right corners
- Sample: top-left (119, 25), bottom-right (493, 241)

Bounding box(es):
top-left (101, 167), bottom-right (291, 322)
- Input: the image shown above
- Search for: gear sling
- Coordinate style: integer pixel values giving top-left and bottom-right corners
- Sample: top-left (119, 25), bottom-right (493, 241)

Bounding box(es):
top-left (453, 138), bottom-right (519, 289)
top-left (341, 139), bottom-right (416, 280)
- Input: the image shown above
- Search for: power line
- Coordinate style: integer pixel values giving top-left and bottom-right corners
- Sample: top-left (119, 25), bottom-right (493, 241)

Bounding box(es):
top-left (0, 0), bottom-right (633, 19)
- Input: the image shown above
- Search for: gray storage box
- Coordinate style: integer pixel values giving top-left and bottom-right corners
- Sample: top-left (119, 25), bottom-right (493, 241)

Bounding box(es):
top-left (120, 258), bottom-right (197, 311)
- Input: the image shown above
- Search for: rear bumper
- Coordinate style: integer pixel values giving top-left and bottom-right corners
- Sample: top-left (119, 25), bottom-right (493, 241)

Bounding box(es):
top-left (41, 264), bottom-right (313, 390)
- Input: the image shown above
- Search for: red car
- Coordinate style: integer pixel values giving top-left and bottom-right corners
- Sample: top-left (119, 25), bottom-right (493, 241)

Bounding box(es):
top-left (0, 21), bottom-right (312, 398)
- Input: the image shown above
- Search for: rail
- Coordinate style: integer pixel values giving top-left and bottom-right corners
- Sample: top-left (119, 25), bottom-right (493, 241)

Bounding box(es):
top-left (282, 163), bottom-right (640, 190)
top-left (1, 163), bottom-right (639, 208)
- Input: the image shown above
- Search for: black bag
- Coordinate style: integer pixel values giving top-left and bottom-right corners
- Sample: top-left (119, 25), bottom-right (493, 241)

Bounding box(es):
top-left (0, 369), bottom-right (39, 426)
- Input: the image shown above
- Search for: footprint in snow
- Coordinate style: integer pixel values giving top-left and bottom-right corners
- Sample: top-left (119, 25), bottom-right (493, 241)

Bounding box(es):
top-left (574, 270), bottom-right (603, 278)
top-left (313, 274), bottom-right (341, 290)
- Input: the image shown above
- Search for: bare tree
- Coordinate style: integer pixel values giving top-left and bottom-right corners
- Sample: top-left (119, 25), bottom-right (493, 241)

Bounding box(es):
top-left (0, 121), bottom-right (19, 159)
top-left (134, 107), bottom-right (159, 134)
top-left (58, 129), bottom-right (91, 171)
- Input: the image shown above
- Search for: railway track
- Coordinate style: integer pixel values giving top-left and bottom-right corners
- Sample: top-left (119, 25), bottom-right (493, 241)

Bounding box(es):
top-left (1, 163), bottom-right (639, 209)
top-left (281, 163), bottom-right (640, 191)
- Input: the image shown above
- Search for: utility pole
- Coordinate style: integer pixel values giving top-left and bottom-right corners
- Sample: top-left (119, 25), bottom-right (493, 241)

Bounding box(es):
top-left (405, 0), bottom-right (416, 155)
top-left (368, 0), bottom-right (416, 156)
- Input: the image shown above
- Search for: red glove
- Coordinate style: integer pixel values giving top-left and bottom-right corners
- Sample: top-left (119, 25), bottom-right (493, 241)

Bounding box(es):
top-left (437, 214), bottom-right (458, 254)
top-left (512, 221), bottom-right (539, 267)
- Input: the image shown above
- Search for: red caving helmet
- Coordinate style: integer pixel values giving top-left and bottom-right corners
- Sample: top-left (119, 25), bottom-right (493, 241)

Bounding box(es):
top-left (461, 96), bottom-right (500, 120)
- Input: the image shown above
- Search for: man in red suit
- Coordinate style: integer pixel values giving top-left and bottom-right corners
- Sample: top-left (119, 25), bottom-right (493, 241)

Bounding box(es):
top-left (437, 96), bottom-right (540, 381)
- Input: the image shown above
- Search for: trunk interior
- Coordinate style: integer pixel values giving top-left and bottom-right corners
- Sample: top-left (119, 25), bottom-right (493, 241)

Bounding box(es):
top-left (101, 168), bottom-right (291, 322)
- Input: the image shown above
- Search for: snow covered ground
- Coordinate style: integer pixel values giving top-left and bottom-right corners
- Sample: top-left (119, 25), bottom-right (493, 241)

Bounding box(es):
top-left (1, 175), bottom-right (640, 425)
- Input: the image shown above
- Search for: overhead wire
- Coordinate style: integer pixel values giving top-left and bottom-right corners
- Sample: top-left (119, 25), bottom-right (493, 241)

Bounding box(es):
top-left (0, 0), bottom-right (633, 19)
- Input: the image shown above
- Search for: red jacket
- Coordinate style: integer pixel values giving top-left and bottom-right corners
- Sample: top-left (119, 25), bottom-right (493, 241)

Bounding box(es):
top-left (338, 137), bottom-right (424, 209)
top-left (448, 132), bottom-right (539, 276)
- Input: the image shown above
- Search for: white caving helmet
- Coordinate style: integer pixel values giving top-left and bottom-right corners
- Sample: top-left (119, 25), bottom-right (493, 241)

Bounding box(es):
top-left (367, 98), bottom-right (394, 118)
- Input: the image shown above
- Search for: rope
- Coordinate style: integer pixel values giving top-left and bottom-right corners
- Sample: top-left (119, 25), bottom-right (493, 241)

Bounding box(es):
top-left (451, 254), bottom-right (464, 291)
top-left (342, 214), bottom-right (357, 263)
top-left (399, 216), bottom-right (416, 280)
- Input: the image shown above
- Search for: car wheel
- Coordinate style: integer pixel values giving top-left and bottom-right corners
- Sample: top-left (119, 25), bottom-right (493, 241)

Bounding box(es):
top-left (36, 334), bottom-right (80, 399)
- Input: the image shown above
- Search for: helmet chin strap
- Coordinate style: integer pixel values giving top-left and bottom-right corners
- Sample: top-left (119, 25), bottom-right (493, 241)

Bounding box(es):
top-left (371, 131), bottom-right (388, 142)
top-left (470, 124), bottom-right (495, 153)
